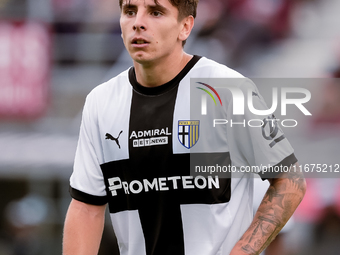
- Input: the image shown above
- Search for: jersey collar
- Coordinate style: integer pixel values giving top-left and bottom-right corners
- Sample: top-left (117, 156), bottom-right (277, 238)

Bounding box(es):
top-left (129, 55), bottom-right (202, 96)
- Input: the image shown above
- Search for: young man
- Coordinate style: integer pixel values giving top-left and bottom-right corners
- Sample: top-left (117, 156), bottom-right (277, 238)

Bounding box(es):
top-left (63, 0), bottom-right (306, 254)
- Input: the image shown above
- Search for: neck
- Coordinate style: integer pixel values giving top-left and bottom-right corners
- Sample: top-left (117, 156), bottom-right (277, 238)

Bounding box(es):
top-left (134, 51), bottom-right (192, 87)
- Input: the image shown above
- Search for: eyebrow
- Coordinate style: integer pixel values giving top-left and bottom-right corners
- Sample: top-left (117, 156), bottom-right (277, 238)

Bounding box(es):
top-left (122, 3), bottom-right (137, 11)
top-left (148, 3), bottom-right (168, 13)
top-left (121, 2), bottom-right (168, 14)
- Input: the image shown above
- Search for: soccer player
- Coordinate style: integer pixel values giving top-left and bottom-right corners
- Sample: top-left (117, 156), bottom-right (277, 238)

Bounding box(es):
top-left (63, 0), bottom-right (306, 254)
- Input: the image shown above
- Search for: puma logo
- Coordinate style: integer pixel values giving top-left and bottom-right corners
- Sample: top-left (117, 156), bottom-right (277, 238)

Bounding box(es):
top-left (105, 131), bottom-right (123, 149)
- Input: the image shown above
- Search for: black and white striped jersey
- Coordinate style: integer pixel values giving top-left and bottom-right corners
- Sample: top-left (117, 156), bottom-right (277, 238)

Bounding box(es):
top-left (70, 55), bottom-right (297, 255)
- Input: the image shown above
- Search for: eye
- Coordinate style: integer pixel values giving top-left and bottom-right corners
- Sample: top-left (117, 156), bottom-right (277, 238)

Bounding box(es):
top-left (124, 9), bottom-right (136, 16)
top-left (151, 11), bottom-right (162, 17)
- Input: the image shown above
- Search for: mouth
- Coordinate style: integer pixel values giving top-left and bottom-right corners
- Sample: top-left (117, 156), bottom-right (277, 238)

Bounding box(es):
top-left (131, 38), bottom-right (150, 45)
top-left (133, 40), bottom-right (148, 44)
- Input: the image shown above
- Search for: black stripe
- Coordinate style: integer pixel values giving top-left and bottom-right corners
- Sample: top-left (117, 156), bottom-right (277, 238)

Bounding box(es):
top-left (101, 153), bottom-right (231, 212)
top-left (129, 63), bottom-right (184, 255)
top-left (277, 153), bottom-right (298, 167)
top-left (69, 186), bottom-right (108, 205)
top-left (258, 153), bottom-right (298, 180)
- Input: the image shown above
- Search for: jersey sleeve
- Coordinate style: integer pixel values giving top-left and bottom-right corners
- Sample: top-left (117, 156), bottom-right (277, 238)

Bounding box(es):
top-left (226, 79), bottom-right (297, 180)
top-left (69, 92), bottom-right (108, 205)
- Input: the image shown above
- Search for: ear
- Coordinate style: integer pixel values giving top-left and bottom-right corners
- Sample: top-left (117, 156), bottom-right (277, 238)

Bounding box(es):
top-left (178, 15), bottom-right (194, 42)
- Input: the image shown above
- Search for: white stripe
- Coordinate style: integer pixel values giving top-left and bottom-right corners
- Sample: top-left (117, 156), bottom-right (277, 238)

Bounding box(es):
top-left (110, 210), bottom-right (146, 255)
top-left (181, 203), bottom-right (231, 255)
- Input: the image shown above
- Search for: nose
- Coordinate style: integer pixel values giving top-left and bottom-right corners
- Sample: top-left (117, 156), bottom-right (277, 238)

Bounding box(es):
top-left (133, 24), bottom-right (145, 30)
top-left (133, 12), bottom-right (146, 31)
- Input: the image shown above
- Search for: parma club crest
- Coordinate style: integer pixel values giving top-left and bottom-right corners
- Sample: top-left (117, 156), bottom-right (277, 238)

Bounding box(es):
top-left (178, 120), bottom-right (200, 149)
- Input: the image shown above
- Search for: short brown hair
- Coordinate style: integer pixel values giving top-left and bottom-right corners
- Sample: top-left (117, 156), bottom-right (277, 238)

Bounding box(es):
top-left (119, 0), bottom-right (198, 21)
top-left (119, 0), bottom-right (198, 46)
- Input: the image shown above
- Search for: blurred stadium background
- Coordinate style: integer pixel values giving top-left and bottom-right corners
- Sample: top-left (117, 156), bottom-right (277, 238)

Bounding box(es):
top-left (0, 0), bottom-right (340, 254)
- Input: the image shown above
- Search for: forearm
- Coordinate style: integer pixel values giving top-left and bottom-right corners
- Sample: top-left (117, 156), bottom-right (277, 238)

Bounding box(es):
top-left (231, 163), bottom-right (306, 255)
top-left (63, 199), bottom-right (106, 255)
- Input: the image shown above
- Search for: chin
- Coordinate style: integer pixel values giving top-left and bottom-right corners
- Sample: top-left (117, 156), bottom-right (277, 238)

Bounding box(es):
top-left (131, 53), bottom-right (155, 65)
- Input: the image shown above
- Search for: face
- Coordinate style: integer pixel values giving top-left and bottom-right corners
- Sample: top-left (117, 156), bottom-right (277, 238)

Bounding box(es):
top-left (120, 0), bottom-right (189, 65)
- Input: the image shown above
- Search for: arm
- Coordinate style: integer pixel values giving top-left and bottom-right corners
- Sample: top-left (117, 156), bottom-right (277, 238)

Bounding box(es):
top-left (230, 163), bottom-right (307, 255)
top-left (63, 199), bottom-right (106, 255)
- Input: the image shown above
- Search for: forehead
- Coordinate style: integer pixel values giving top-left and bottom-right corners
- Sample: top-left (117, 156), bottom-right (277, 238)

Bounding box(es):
top-left (121, 0), bottom-right (171, 7)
